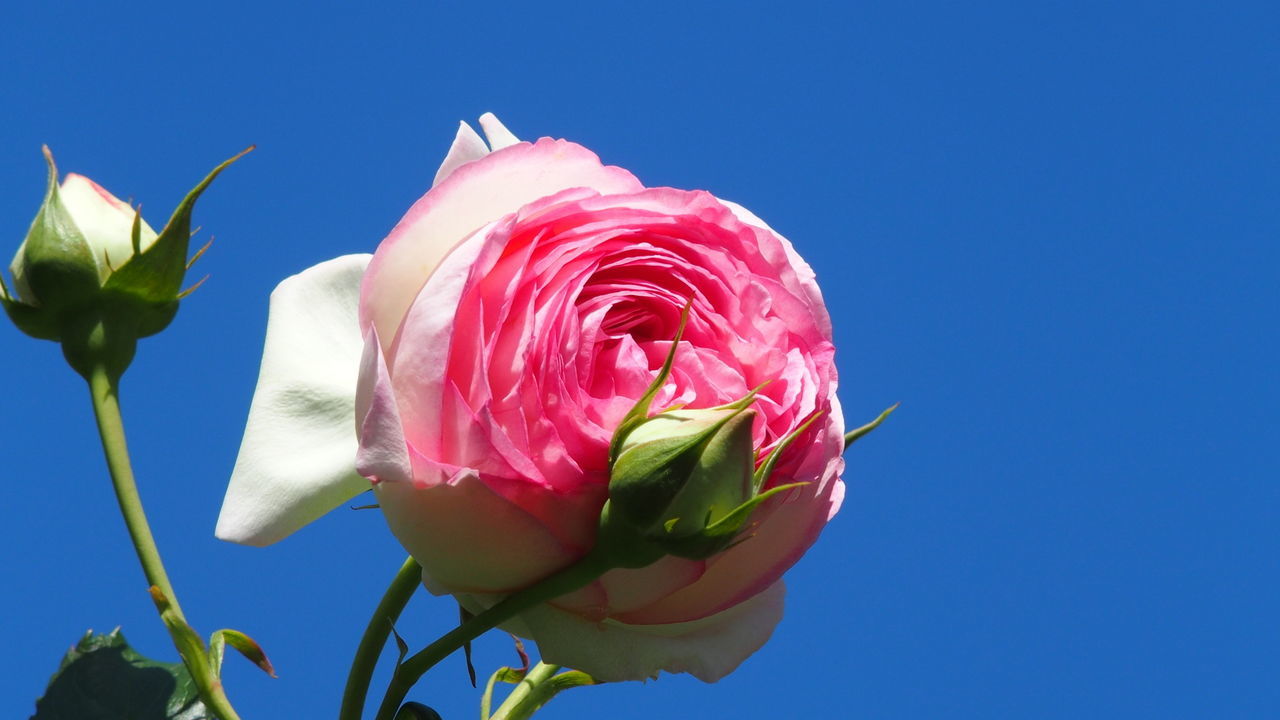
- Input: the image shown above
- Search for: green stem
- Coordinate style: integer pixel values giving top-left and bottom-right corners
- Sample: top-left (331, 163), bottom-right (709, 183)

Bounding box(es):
top-left (87, 364), bottom-right (241, 720)
top-left (374, 550), bottom-right (615, 720)
top-left (89, 365), bottom-right (182, 614)
top-left (487, 662), bottom-right (559, 720)
top-left (340, 556), bottom-right (423, 720)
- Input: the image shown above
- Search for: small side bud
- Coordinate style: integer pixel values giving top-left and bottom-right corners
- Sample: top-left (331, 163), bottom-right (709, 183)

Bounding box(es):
top-left (596, 306), bottom-right (808, 566)
top-left (608, 403), bottom-right (761, 559)
top-left (4, 146), bottom-right (249, 379)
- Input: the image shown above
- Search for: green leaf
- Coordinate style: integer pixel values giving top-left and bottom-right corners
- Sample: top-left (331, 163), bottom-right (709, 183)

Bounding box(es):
top-left (481, 635), bottom-right (533, 719)
top-left (545, 669), bottom-right (600, 692)
top-left (32, 629), bottom-right (211, 720)
top-left (209, 629), bottom-right (276, 678)
top-left (493, 667), bottom-right (529, 684)
top-left (104, 147), bottom-right (251, 303)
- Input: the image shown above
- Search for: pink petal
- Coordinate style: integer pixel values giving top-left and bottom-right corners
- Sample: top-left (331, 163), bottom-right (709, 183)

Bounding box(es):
top-left (361, 138), bottom-right (643, 352)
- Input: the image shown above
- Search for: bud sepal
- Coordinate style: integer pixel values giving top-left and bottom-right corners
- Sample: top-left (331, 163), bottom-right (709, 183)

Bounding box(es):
top-left (3, 147), bottom-right (99, 320)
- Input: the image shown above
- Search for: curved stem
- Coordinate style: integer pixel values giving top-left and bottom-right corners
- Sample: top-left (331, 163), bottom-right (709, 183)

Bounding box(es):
top-left (89, 366), bottom-right (182, 614)
top-left (87, 365), bottom-right (241, 720)
top-left (340, 556), bottom-right (423, 720)
top-left (487, 662), bottom-right (559, 720)
top-left (374, 551), bottom-right (615, 720)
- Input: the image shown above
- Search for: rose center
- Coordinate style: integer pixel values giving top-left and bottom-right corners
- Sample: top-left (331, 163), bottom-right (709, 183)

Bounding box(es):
top-left (599, 298), bottom-right (679, 342)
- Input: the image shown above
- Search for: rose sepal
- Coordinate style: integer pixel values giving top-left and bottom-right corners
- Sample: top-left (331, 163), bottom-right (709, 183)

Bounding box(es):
top-left (1, 285), bottom-right (60, 339)
top-left (103, 146), bottom-right (252, 313)
top-left (3, 147), bottom-right (100, 325)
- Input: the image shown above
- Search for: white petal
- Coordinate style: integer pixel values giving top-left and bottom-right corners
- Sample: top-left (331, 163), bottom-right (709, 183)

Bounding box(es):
top-left (433, 121), bottom-right (491, 188)
top-left (478, 112), bottom-right (520, 150)
top-left (59, 173), bottom-right (159, 281)
top-left (458, 580), bottom-right (785, 683)
top-left (216, 254), bottom-right (373, 545)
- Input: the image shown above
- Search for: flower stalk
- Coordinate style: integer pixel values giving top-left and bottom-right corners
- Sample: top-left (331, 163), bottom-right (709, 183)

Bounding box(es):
top-left (373, 549), bottom-right (616, 720)
top-left (86, 357), bottom-right (242, 720)
top-left (340, 556), bottom-right (423, 720)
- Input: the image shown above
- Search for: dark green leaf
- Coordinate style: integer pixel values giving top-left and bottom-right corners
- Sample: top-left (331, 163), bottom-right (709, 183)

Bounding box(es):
top-left (32, 629), bottom-right (211, 720)
top-left (394, 702), bottom-right (443, 720)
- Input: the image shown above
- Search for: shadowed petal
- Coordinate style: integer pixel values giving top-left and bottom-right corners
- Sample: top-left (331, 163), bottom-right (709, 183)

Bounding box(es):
top-left (460, 580), bottom-right (786, 683)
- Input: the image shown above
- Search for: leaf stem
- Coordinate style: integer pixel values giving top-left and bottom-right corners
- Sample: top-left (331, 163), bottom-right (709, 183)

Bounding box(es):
top-left (87, 364), bottom-right (241, 720)
top-left (340, 555), bottom-right (423, 720)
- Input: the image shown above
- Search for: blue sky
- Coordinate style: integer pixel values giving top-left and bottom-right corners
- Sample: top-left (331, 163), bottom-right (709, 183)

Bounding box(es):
top-left (2, 1), bottom-right (1277, 718)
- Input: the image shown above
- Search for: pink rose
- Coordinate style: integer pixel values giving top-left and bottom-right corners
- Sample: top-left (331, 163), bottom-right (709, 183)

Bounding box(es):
top-left (217, 114), bottom-right (844, 682)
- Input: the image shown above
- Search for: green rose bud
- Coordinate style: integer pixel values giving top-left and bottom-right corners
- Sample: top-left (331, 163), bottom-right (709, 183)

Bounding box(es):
top-left (594, 307), bottom-right (813, 567)
top-left (607, 402), bottom-right (761, 559)
top-left (2, 146), bottom-right (248, 379)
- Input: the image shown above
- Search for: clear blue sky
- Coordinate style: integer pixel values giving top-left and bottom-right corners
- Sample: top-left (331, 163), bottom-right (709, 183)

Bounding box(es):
top-left (2, 1), bottom-right (1277, 718)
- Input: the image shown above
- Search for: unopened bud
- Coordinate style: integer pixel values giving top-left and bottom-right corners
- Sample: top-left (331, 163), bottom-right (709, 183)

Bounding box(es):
top-left (608, 404), bottom-right (758, 559)
top-left (595, 306), bottom-right (810, 567)
top-left (3, 146), bottom-right (248, 378)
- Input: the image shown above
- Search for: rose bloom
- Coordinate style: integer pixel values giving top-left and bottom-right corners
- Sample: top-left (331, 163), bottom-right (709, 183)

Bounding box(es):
top-left (218, 114), bottom-right (845, 682)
